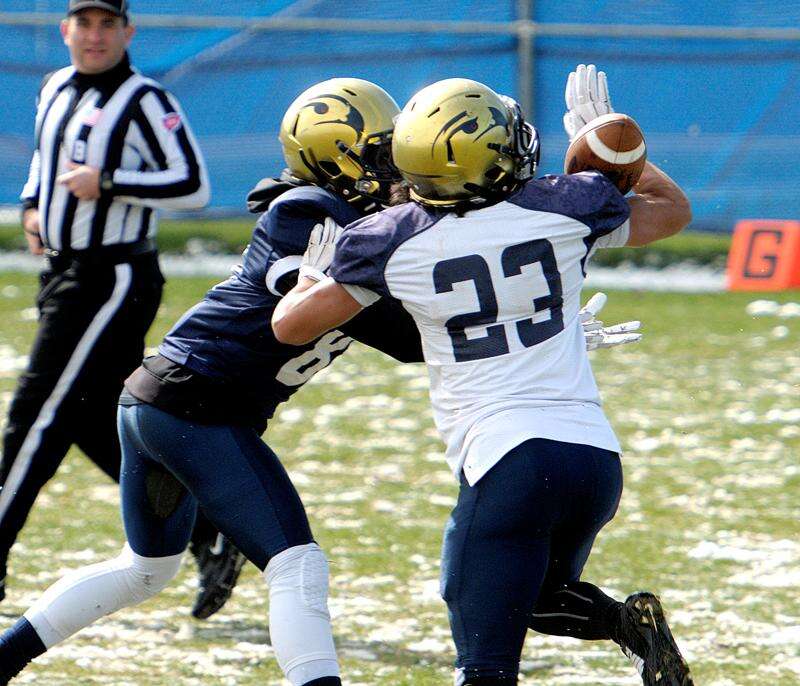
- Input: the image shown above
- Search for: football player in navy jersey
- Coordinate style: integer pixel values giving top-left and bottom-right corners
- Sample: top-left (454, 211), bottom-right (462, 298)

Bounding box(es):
top-left (0, 77), bottom-right (422, 686)
top-left (273, 73), bottom-right (694, 686)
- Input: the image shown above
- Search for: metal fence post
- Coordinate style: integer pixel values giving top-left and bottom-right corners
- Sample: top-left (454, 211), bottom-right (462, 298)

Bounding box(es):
top-left (516, 0), bottom-right (534, 119)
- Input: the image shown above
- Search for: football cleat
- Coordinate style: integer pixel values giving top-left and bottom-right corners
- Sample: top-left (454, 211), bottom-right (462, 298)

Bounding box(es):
top-left (190, 534), bottom-right (246, 620)
top-left (616, 592), bottom-right (693, 685)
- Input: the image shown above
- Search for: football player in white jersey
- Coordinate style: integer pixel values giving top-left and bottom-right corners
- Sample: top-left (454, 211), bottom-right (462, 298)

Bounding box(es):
top-left (272, 70), bottom-right (693, 686)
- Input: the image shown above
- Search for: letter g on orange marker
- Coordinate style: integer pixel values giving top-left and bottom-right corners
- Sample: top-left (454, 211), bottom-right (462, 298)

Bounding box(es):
top-left (727, 219), bottom-right (800, 291)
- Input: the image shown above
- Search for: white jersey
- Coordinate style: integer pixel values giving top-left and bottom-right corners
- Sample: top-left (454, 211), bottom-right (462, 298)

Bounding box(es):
top-left (330, 172), bottom-right (630, 485)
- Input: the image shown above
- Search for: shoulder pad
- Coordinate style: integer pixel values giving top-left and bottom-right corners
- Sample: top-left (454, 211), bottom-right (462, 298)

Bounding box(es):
top-left (246, 175), bottom-right (306, 214)
top-left (329, 202), bottom-right (440, 297)
top-left (262, 186), bottom-right (361, 256)
top-left (270, 185), bottom-right (356, 219)
top-left (509, 173), bottom-right (629, 237)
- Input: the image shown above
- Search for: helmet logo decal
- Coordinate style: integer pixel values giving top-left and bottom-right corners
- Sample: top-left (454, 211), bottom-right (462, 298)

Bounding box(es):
top-left (431, 110), bottom-right (481, 161)
top-left (302, 94), bottom-right (365, 141)
top-left (475, 106), bottom-right (509, 141)
top-left (431, 107), bottom-right (508, 162)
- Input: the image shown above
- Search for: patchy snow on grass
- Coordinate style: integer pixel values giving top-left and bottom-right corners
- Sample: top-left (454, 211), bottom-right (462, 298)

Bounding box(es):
top-left (0, 252), bottom-right (729, 292)
top-left (0, 344), bottom-right (26, 376)
top-left (2, 279), bottom-right (797, 685)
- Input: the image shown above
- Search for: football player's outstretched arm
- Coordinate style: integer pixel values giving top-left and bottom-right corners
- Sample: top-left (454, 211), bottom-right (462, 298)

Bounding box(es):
top-left (626, 161), bottom-right (692, 247)
top-left (273, 278), bottom-right (363, 345)
top-left (561, 65), bottom-right (691, 247)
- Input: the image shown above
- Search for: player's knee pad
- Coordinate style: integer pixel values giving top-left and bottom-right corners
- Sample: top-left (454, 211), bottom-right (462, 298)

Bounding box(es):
top-left (24, 544), bottom-right (183, 648)
top-left (263, 543), bottom-right (339, 683)
top-left (265, 542), bottom-right (330, 617)
top-left (123, 545), bottom-right (184, 603)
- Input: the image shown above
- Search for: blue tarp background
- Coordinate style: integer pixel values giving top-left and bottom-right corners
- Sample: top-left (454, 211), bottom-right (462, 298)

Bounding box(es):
top-left (1, 1), bottom-right (798, 230)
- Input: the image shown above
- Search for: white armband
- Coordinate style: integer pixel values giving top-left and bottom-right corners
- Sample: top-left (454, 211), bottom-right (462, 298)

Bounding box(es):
top-left (339, 282), bottom-right (381, 307)
top-left (265, 255), bottom-right (302, 296)
top-left (595, 219), bottom-right (630, 249)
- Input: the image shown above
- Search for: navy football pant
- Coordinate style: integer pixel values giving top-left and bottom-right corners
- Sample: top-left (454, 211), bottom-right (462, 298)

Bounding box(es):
top-left (117, 402), bottom-right (313, 569)
top-left (441, 438), bottom-right (623, 682)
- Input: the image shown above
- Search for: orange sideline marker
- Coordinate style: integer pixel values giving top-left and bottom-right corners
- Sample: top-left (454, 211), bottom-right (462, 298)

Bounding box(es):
top-left (726, 220), bottom-right (800, 291)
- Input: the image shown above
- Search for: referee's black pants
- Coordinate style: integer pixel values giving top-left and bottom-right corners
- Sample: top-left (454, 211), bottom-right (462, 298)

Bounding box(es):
top-left (0, 253), bottom-right (214, 578)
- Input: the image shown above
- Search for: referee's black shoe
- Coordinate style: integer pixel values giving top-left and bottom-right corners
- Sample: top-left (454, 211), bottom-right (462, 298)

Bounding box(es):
top-left (616, 592), bottom-right (693, 685)
top-left (190, 535), bottom-right (246, 620)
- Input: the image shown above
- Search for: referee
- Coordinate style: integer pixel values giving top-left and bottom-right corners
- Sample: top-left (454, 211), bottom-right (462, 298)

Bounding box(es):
top-left (0, 0), bottom-right (211, 604)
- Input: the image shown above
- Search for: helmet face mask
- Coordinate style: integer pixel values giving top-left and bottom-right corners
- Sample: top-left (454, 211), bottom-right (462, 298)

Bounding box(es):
top-left (279, 79), bottom-right (401, 206)
top-left (499, 95), bottom-right (540, 183)
top-left (338, 128), bottom-right (399, 202)
top-left (392, 79), bottom-right (540, 208)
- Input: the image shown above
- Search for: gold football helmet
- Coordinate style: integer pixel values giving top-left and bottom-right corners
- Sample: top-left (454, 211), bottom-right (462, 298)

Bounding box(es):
top-left (392, 78), bottom-right (539, 207)
top-left (279, 78), bottom-right (401, 205)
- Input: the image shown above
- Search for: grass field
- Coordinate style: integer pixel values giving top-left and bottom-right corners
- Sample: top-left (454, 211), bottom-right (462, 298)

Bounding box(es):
top-left (0, 272), bottom-right (798, 685)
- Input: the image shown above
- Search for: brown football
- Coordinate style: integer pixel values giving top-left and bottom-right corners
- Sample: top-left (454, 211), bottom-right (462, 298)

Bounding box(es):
top-left (564, 113), bottom-right (646, 194)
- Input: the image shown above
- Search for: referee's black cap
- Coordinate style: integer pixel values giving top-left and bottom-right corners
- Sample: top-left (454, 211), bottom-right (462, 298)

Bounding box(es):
top-left (67, 0), bottom-right (128, 19)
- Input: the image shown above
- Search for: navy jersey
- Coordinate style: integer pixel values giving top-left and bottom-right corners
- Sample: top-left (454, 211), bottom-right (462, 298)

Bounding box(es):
top-left (149, 184), bottom-right (422, 425)
top-left (330, 172), bottom-right (630, 484)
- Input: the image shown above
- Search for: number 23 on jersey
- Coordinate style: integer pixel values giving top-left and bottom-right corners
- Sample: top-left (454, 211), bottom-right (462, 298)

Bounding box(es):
top-left (433, 238), bottom-right (564, 362)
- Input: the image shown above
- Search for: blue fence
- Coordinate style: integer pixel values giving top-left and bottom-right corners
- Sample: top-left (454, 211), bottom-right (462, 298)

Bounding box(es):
top-left (1, 1), bottom-right (799, 231)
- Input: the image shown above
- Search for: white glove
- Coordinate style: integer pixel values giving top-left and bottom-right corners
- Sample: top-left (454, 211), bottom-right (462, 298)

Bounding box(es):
top-left (563, 63), bottom-right (614, 141)
top-left (299, 217), bottom-right (344, 282)
top-left (580, 292), bottom-right (642, 351)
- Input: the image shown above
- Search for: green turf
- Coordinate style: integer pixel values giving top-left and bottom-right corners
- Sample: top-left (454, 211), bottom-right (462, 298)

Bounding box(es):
top-left (0, 220), bottom-right (732, 267)
top-left (0, 218), bottom-right (255, 255)
top-left (0, 274), bottom-right (798, 684)
top-left (596, 230), bottom-right (732, 269)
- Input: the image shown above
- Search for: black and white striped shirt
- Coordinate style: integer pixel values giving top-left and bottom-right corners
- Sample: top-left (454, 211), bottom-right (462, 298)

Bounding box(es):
top-left (20, 54), bottom-right (209, 252)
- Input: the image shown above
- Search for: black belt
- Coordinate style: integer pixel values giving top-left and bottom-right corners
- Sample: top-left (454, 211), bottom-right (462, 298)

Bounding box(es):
top-left (45, 239), bottom-right (157, 271)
